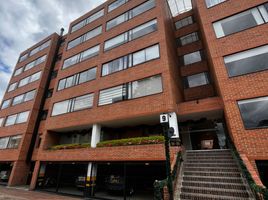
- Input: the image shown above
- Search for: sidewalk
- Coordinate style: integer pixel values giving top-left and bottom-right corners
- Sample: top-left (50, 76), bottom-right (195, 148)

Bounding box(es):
top-left (0, 186), bottom-right (80, 200)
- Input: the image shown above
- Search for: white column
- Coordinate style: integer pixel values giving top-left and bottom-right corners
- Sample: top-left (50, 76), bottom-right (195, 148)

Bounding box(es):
top-left (86, 162), bottom-right (97, 186)
top-left (168, 112), bottom-right (179, 138)
top-left (91, 124), bottom-right (101, 148)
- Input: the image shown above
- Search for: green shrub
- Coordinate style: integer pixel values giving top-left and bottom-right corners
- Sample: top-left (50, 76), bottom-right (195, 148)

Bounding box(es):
top-left (97, 135), bottom-right (164, 147)
top-left (49, 143), bottom-right (90, 150)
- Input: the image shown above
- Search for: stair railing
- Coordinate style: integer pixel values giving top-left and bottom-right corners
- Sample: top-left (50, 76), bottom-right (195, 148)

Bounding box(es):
top-left (154, 152), bottom-right (182, 200)
top-left (227, 138), bottom-right (268, 200)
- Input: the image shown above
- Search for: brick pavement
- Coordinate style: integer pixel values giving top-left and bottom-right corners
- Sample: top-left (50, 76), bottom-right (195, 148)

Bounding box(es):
top-left (0, 186), bottom-right (80, 200)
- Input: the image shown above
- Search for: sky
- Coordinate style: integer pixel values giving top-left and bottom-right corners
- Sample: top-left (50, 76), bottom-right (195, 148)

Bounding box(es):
top-left (0, 0), bottom-right (106, 103)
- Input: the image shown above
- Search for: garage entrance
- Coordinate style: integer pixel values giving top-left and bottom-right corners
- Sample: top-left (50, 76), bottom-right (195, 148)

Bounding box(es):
top-left (0, 162), bottom-right (13, 185)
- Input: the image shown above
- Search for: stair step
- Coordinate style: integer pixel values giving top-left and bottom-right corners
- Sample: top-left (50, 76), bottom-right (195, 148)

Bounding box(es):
top-left (184, 171), bottom-right (241, 177)
top-left (184, 162), bottom-right (238, 168)
top-left (180, 192), bottom-right (252, 200)
top-left (183, 166), bottom-right (240, 172)
top-left (181, 186), bottom-right (249, 198)
top-left (186, 155), bottom-right (233, 159)
top-left (185, 159), bottom-right (235, 163)
top-left (182, 181), bottom-right (247, 190)
top-left (183, 175), bottom-right (243, 184)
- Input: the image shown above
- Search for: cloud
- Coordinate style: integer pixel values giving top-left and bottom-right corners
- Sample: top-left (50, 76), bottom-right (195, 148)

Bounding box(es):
top-left (0, 0), bottom-right (106, 103)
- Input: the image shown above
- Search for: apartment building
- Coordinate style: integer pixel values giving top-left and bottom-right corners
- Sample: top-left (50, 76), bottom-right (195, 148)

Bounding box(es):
top-left (0, 0), bottom-right (267, 199)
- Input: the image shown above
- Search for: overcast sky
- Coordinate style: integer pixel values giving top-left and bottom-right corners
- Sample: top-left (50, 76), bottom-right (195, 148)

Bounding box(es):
top-left (0, 0), bottom-right (106, 103)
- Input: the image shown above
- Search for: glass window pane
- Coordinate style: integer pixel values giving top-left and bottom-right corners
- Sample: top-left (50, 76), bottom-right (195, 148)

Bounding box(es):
top-left (63, 55), bottom-right (79, 69)
top-left (183, 51), bottom-right (202, 65)
top-left (186, 72), bottom-right (209, 88)
top-left (12, 94), bottom-right (24, 105)
top-left (179, 32), bottom-right (199, 46)
top-left (7, 135), bottom-right (22, 149)
top-left (8, 82), bottom-right (17, 92)
top-left (145, 44), bottom-right (160, 61)
top-left (71, 20), bottom-right (86, 33)
top-left (16, 111), bottom-right (30, 124)
top-left (0, 137), bottom-right (9, 149)
top-left (213, 7), bottom-right (265, 38)
top-left (131, 19), bottom-right (157, 40)
top-left (80, 45), bottom-right (100, 61)
top-left (24, 90), bottom-right (36, 101)
top-left (58, 79), bottom-right (66, 91)
top-left (224, 45), bottom-right (268, 77)
top-left (106, 13), bottom-right (127, 30)
top-left (73, 94), bottom-right (94, 111)
top-left (132, 0), bottom-right (155, 18)
top-left (19, 54), bottom-right (28, 62)
top-left (52, 100), bottom-right (70, 116)
top-left (133, 50), bottom-right (146, 66)
top-left (99, 85), bottom-right (125, 105)
top-left (67, 37), bottom-right (82, 50)
top-left (131, 75), bottom-right (162, 98)
top-left (108, 0), bottom-right (127, 12)
top-left (175, 16), bottom-right (193, 30)
top-left (205, 0), bottom-right (226, 8)
top-left (238, 96), bottom-right (268, 129)
top-left (65, 76), bottom-right (75, 88)
top-left (104, 33), bottom-right (127, 51)
top-left (5, 114), bottom-right (17, 126)
top-left (30, 71), bottom-right (41, 82)
top-left (19, 77), bottom-right (30, 87)
top-left (102, 57), bottom-right (125, 76)
top-left (85, 26), bottom-right (102, 41)
top-left (0, 118), bottom-right (4, 127)
top-left (14, 67), bottom-right (23, 76)
top-left (86, 9), bottom-right (104, 24)
top-left (25, 61), bottom-right (35, 71)
top-left (1, 99), bottom-right (11, 109)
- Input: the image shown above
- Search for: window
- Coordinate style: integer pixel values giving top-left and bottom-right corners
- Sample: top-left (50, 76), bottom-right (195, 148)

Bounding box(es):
top-left (175, 16), bottom-right (193, 30)
top-left (71, 9), bottom-right (104, 33)
top-left (18, 71), bottom-right (41, 87)
top-left (1, 99), bottom-right (11, 109)
top-left (8, 82), bottom-right (17, 92)
top-left (16, 111), bottom-right (30, 124)
top-left (99, 75), bottom-right (162, 106)
top-left (62, 45), bottom-right (100, 69)
top-left (104, 19), bottom-right (157, 51)
top-left (184, 72), bottom-right (210, 88)
top-left (46, 89), bottom-right (53, 98)
top-left (0, 137), bottom-right (9, 149)
top-left (12, 90), bottom-right (36, 105)
top-left (5, 114), bottom-right (17, 126)
top-left (102, 44), bottom-right (160, 76)
top-left (18, 54), bottom-right (28, 63)
top-left (51, 93), bottom-right (94, 116)
top-left (213, 3), bottom-right (268, 38)
top-left (67, 26), bottom-right (102, 49)
top-left (14, 67), bottom-right (23, 76)
top-left (51, 70), bottom-right (58, 79)
top-left (178, 32), bottom-right (199, 46)
top-left (108, 0), bottom-right (128, 12)
top-left (58, 67), bottom-right (96, 91)
top-left (41, 110), bottom-right (48, 120)
top-left (106, 0), bottom-right (155, 30)
top-left (224, 45), bottom-right (268, 77)
top-left (205, 0), bottom-right (226, 8)
top-left (24, 55), bottom-right (47, 71)
top-left (7, 135), bottom-right (22, 149)
top-left (130, 75), bottom-right (162, 98)
top-left (0, 118), bottom-right (4, 127)
top-left (29, 40), bottom-right (51, 56)
top-left (238, 96), bottom-right (268, 129)
top-left (183, 51), bottom-right (202, 65)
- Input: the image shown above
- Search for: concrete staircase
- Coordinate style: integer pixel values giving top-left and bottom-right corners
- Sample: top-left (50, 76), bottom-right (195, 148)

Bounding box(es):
top-left (176, 149), bottom-right (255, 200)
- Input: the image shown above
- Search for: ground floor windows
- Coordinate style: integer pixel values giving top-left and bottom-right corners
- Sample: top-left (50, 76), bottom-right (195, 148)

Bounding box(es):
top-left (238, 96), bottom-right (268, 129)
top-left (0, 163), bottom-right (13, 185)
top-left (37, 162), bottom-right (165, 199)
top-left (256, 160), bottom-right (268, 188)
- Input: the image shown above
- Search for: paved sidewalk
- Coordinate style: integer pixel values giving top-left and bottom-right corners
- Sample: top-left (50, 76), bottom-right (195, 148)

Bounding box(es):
top-left (0, 186), bottom-right (80, 200)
